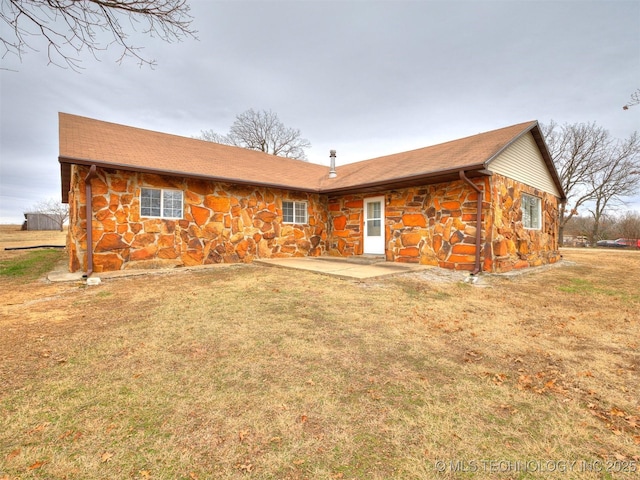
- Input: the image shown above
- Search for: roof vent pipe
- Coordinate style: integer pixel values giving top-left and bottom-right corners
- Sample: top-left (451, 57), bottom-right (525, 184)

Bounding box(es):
top-left (329, 150), bottom-right (337, 178)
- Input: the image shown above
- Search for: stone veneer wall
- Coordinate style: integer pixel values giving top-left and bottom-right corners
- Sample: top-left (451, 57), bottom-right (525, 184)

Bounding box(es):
top-left (67, 165), bottom-right (328, 273)
top-left (327, 178), bottom-right (490, 271)
top-left (488, 173), bottom-right (561, 272)
top-left (66, 166), bottom-right (560, 274)
top-left (326, 176), bottom-right (561, 273)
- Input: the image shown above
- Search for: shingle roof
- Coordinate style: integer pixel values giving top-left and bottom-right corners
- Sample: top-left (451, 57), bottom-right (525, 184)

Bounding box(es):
top-left (59, 113), bottom-right (328, 193)
top-left (59, 113), bottom-right (563, 201)
top-left (317, 121), bottom-right (543, 192)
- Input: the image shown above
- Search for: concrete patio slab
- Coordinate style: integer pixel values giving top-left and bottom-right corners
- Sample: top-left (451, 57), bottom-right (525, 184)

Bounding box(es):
top-left (47, 271), bottom-right (85, 282)
top-left (254, 257), bottom-right (432, 279)
top-left (45, 257), bottom-right (431, 283)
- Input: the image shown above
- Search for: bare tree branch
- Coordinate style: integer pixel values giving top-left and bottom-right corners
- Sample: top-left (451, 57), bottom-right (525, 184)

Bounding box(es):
top-left (623, 88), bottom-right (640, 110)
top-left (587, 132), bottom-right (640, 240)
top-left (542, 121), bottom-right (640, 245)
top-left (541, 121), bottom-right (609, 243)
top-left (616, 211), bottom-right (640, 243)
top-left (1, 0), bottom-right (196, 70)
top-left (29, 198), bottom-right (69, 231)
top-left (197, 129), bottom-right (231, 144)
top-left (196, 109), bottom-right (312, 161)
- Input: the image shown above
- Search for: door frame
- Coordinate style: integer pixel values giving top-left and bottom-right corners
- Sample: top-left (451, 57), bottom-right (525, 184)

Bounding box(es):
top-left (363, 196), bottom-right (385, 255)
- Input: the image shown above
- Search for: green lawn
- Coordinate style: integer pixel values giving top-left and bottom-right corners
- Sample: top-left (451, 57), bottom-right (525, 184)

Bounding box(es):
top-left (0, 249), bottom-right (65, 282)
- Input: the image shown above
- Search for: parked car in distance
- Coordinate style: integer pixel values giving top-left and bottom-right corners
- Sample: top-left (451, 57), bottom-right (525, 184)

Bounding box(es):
top-left (596, 239), bottom-right (627, 248)
top-left (615, 238), bottom-right (640, 249)
top-left (596, 238), bottom-right (640, 248)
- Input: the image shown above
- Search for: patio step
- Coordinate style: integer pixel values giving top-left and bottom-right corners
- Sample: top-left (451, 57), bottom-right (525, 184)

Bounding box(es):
top-left (315, 255), bottom-right (386, 265)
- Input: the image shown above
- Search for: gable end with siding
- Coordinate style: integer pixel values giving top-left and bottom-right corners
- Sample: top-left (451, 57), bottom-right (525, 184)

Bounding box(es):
top-left (486, 131), bottom-right (560, 197)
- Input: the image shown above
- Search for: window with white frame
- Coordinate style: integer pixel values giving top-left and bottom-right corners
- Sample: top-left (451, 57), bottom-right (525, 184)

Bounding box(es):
top-left (521, 194), bottom-right (541, 230)
top-left (140, 188), bottom-right (183, 219)
top-left (282, 201), bottom-right (308, 224)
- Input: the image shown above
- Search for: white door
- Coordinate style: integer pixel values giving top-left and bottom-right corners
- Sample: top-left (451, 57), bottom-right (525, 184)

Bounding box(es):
top-left (364, 196), bottom-right (385, 255)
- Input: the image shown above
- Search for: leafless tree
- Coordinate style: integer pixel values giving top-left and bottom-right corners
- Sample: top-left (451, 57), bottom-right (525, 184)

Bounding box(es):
top-left (617, 211), bottom-right (640, 248)
top-left (562, 215), bottom-right (592, 238)
top-left (623, 88), bottom-right (640, 110)
top-left (1, 0), bottom-right (196, 70)
top-left (542, 121), bottom-right (640, 245)
top-left (564, 210), bottom-right (640, 245)
top-left (198, 130), bottom-right (230, 145)
top-left (587, 133), bottom-right (640, 240)
top-left (542, 121), bottom-right (609, 244)
top-left (30, 198), bottom-right (69, 231)
top-left (563, 214), bottom-right (614, 245)
top-left (197, 109), bottom-right (312, 161)
top-left (615, 211), bottom-right (640, 244)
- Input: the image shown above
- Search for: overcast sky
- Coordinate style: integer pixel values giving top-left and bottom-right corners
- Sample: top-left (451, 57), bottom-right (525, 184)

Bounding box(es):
top-left (1, 0), bottom-right (639, 224)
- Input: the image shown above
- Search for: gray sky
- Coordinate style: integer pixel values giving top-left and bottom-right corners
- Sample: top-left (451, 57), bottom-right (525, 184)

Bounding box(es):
top-left (1, 0), bottom-right (639, 224)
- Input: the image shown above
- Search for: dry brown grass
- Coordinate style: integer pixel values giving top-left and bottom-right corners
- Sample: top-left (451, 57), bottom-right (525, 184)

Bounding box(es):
top-left (0, 232), bottom-right (638, 479)
top-left (0, 225), bottom-right (66, 255)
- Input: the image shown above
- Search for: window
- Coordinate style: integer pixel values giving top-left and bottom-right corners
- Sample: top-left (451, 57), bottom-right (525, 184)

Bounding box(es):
top-left (366, 200), bottom-right (382, 236)
top-left (140, 188), bottom-right (183, 219)
top-left (282, 201), bottom-right (308, 224)
top-left (521, 194), bottom-right (541, 229)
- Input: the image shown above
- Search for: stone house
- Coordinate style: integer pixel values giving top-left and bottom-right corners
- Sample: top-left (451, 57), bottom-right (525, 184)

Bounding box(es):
top-left (59, 113), bottom-right (566, 275)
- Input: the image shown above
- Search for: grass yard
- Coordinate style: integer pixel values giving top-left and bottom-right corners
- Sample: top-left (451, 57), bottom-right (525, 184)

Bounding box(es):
top-left (0, 238), bottom-right (638, 479)
top-left (0, 249), bottom-right (66, 282)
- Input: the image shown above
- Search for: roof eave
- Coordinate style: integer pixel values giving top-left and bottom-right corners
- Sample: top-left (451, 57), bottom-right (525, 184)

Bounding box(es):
top-left (322, 165), bottom-right (490, 195)
top-left (529, 123), bottom-right (567, 200)
top-left (58, 156), bottom-right (322, 200)
top-left (61, 121), bottom-right (566, 202)
top-left (60, 161), bottom-right (71, 203)
top-left (60, 156), bottom-right (492, 201)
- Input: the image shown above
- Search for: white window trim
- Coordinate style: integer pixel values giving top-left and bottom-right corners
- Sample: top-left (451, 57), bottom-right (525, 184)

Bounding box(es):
top-left (522, 193), bottom-right (542, 230)
top-left (140, 187), bottom-right (183, 219)
top-left (282, 200), bottom-right (308, 224)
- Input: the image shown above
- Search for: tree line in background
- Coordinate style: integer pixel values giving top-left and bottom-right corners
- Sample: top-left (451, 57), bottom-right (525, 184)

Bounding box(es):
top-left (541, 121), bottom-right (640, 246)
top-left (564, 211), bottom-right (640, 247)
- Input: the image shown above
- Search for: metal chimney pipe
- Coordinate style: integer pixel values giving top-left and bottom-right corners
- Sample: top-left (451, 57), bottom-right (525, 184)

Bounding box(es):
top-left (329, 149), bottom-right (337, 178)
